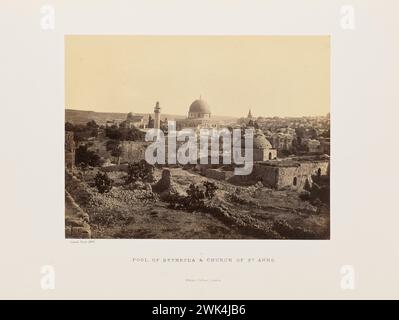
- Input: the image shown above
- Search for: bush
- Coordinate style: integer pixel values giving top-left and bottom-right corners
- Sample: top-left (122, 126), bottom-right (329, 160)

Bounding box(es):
top-left (203, 181), bottom-right (218, 199)
top-left (65, 121), bottom-right (98, 142)
top-left (165, 181), bottom-right (218, 211)
top-left (125, 160), bottom-right (155, 184)
top-left (94, 172), bottom-right (113, 193)
top-left (75, 145), bottom-right (101, 167)
top-left (105, 125), bottom-right (145, 141)
top-left (306, 175), bottom-right (330, 205)
top-left (105, 125), bottom-right (123, 140)
top-left (106, 139), bottom-right (123, 164)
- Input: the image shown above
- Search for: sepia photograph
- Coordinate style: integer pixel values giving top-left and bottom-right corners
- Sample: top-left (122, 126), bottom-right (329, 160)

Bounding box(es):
top-left (3, 0), bottom-right (399, 302)
top-left (65, 35), bottom-right (330, 240)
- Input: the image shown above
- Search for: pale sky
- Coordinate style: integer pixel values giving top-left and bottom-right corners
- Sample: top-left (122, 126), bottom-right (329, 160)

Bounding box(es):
top-left (65, 35), bottom-right (329, 117)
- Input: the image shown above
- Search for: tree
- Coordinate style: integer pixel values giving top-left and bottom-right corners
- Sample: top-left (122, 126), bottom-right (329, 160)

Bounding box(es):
top-left (65, 121), bottom-right (98, 142)
top-left (65, 122), bottom-right (74, 131)
top-left (106, 140), bottom-right (123, 165)
top-left (75, 145), bottom-right (101, 167)
top-left (94, 172), bottom-right (113, 193)
top-left (125, 126), bottom-right (145, 141)
top-left (86, 120), bottom-right (99, 137)
top-left (86, 120), bottom-right (99, 129)
top-left (105, 125), bottom-right (123, 140)
top-left (105, 125), bottom-right (145, 141)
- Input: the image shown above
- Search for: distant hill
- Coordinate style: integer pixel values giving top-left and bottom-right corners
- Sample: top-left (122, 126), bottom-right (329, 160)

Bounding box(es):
top-left (65, 109), bottom-right (237, 125)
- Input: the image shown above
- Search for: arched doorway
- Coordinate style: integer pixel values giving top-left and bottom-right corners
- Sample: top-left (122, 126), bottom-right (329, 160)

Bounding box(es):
top-left (317, 168), bottom-right (321, 177)
top-left (269, 152), bottom-right (272, 160)
top-left (293, 177), bottom-right (297, 186)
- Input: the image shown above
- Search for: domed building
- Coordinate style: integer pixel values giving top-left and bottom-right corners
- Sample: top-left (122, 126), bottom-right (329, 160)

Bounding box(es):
top-left (188, 99), bottom-right (211, 119)
top-left (119, 112), bottom-right (145, 129)
top-left (176, 97), bottom-right (218, 131)
top-left (253, 130), bottom-right (277, 161)
top-left (239, 129), bottom-right (277, 161)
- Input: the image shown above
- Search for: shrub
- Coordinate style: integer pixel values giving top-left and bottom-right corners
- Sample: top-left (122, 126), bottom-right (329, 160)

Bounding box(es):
top-left (65, 121), bottom-right (98, 142)
top-left (305, 176), bottom-right (330, 205)
top-left (125, 160), bottom-right (155, 184)
top-left (165, 181), bottom-right (218, 211)
top-left (105, 125), bottom-right (145, 141)
top-left (94, 172), bottom-right (113, 193)
top-left (106, 139), bottom-right (123, 164)
top-left (105, 125), bottom-right (123, 140)
top-left (75, 145), bottom-right (101, 167)
top-left (203, 181), bottom-right (218, 199)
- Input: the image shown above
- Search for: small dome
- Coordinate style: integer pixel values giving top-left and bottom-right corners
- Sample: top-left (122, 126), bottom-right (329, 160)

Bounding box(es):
top-left (239, 130), bottom-right (273, 149)
top-left (127, 112), bottom-right (134, 120)
top-left (189, 99), bottom-right (211, 114)
top-left (253, 132), bottom-right (272, 149)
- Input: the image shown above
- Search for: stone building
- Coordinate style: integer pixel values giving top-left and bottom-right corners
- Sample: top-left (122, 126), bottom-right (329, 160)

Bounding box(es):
top-left (249, 156), bottom-right (329, 190)
top-left (319, 138), bottom-right (330, 155)
top-left (65, 131), bottom-right (75, 169)
top-left (119, 112), bottom-right (145, 129)
top-left (225, 155), bottom-right (329, 191)
top-left (196, 154), bottom-right (329, 192)
top-left (253, 131), bottom-right (277, 161)
top-left (270, 132), bottom-right (294, 151)
top-left (302, 138), bottom-right (321, 153)
top-left (239, 129), bottom-right (277, 161)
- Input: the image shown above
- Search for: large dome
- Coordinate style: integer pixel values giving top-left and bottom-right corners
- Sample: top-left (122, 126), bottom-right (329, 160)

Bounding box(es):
top-left (189, 99), bottom-right (211, 114)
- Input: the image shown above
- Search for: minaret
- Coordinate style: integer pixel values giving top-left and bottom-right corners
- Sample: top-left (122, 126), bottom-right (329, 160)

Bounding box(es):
top-left (154, 101), bottom-right (161, 129)
top-left (247, 109), bottom-right (253, 119)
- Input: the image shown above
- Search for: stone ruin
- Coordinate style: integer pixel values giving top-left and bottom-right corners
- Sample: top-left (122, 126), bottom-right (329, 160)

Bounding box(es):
top-left (195, 155), bottom-right (330, 191)
top-left (65, 131), bottom-right (75, 169)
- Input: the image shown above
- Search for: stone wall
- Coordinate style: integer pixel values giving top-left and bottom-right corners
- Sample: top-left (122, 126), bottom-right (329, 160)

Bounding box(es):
top-left (276, 160), bottom-right (329, 190)
top-left (64, 169), bottom-right (92, 238)
top-left (205, 168), bottom-right (235, 181)
top-left (120, 141), bottom-right (149, 163)
top-left (218, 159), bottom-right (329, 191)
top-left (65, 131), bottom-right (75, 169)
top-left (253, 148), bottom-right (277, 161)
top-left (90, 140), bottom-right (149, 164)
top-left (251, 164), bottom-right (279, 188)
top-left (65, 170), bottom-right (92, 205)
top-left (65, 190), bottom-right (91, 239)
